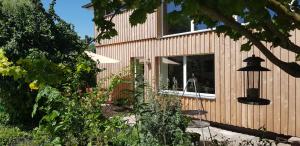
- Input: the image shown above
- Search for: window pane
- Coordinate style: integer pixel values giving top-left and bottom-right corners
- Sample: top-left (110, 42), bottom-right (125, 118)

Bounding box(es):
top-left (160, 57), bottom-right (183, 91)
top-left (236, 16), bottom-right (245, 24)
top-left (164, 2), bottom-right (191, 35)
top-left (194, 21), bottom-right (224, 31)
top-left (166, 2), bottom-right (182, 13)
top-left (194, 22), bottom-right (208, 31)
top-left (186, 55), bottom-right (215, 94)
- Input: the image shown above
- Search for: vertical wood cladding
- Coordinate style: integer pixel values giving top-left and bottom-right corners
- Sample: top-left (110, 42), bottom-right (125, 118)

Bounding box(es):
top-left (95, 11), bottom-right (300, 137)
top-left (96, 10), bottom-right (158, 46)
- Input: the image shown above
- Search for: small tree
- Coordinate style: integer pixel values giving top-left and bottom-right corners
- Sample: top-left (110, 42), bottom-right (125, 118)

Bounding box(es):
top-left (0, 0), bottom-right (99, 127)
top-left (92, 0), bottom-right (300, 77)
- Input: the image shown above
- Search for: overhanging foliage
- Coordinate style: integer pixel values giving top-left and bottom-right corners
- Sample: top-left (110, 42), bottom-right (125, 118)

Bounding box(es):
top-left (92, 0), bottom-right (300, 77)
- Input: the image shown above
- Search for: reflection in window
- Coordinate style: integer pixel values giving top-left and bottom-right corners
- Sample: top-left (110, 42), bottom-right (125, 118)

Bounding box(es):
top-left (160, 57), bottom-right (183, 91)
top-left (235, 15), bottom-right (245, 24)
top-left (164, 2), bottom-right (191, 35)
top-left (186, 55), bottom-right (215, 94)
top-left (194, 22), bottom-right (208, 31)
top-left (163, 2), bottom-right (242, 35)
top-left (160, 55), bottom-right (215, 94)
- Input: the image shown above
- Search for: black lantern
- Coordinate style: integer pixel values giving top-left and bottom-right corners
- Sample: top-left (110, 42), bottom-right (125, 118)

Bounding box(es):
top-left (237, 55), bottom-right (270, 105)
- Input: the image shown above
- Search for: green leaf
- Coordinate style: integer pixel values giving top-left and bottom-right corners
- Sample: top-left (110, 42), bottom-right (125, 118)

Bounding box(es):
top-left (0, 49), bottom-right (27, 79)
top-left (296, 54), bottom-right (300, 61)
top-left (54, 125), bottom-right (64, 132)
top-left (87, 142), bottom-right (92, 146)
top-left (43, 110), bottom-right (60, 122)
top-left (32, 104), bottom-right (39, 117)
top-left (51, 137), bottom-right (62, 146)
top-left (241, 42), bottom-right (252, 52)
top-left (129, 9), bottom-right (147, 26)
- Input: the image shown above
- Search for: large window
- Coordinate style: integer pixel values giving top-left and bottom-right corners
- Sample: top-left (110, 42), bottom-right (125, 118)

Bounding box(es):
top-left (159, 54), bottom-right (215, 98)
top-left (162, 3), bottom-right (246, 36)
top-left (163, 2), bottom-right (209, 35)
top-left (163, 2), bottom-right (191, 35)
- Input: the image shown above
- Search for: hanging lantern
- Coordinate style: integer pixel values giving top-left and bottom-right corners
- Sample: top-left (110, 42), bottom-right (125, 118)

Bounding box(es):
top-left (237, 54), bottom-right (270, 105)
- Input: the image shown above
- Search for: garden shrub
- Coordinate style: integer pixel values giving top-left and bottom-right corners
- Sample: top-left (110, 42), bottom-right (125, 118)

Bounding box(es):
top-left (0, 1), bottom-right (193, 145)
top-left (136, 94), bottom-right (192, 146)
top-left (0, 102), bottom-right (9, 125)
top-left (0, 125), bottom-right (32, 146)
top-left (0, 0), bottom-right (99, 128)
top-left (0, 111), bottom-right (9, 125)
top-left (30, 85), bottom-right (123, 145)
top-left (109, 67), bottom-right (134, 105)
top-left (104, 95), bottom-right (192, 146)
top-left (109, 62), bottom-right (193, 146)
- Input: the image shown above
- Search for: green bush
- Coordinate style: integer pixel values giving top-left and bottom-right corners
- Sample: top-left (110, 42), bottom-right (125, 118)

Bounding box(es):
top-left (108, 63), bottom-right (192, 146)
top-left (0, 125), bottom-right (32, 146)
top-left (0, 112), bottom-right (9, 125)
top-left (31, 85), bottom-right (109, 145)
top-left (0, 102), bottom-right (9, 125)
top-left (0, 0), bottom-right (100, 128)
top-left (137, 94), bottom-right (192, 146)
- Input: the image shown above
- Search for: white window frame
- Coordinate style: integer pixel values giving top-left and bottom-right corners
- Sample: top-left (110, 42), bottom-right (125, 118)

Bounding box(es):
top-left (159, 56), bottom-right (216, 100)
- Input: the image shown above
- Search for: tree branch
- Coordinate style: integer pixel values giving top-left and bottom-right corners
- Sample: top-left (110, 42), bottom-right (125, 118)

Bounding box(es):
top-left (197, 3), bottom-right (300, 77)
top-left (266, 0), bottom-right (300, 23)
top-left (262, 20), bottom-right (300, 54)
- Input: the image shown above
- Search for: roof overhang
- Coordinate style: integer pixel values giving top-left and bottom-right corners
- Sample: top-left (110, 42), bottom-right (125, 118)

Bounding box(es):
top-left (82, 3), bottom-right (93, 10)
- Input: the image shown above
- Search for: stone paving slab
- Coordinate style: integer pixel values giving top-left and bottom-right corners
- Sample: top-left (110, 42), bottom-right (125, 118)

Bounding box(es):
top-left (186, 126), bottom-right (297, 146)
top-left (118, 111), bottom-right (300, 146)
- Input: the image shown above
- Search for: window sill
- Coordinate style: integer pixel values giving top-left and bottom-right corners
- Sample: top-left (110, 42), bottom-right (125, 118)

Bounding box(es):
top-left (160, 28), bottom-right (215, 39)
top-left (158, 90), bottom-right (216, 100)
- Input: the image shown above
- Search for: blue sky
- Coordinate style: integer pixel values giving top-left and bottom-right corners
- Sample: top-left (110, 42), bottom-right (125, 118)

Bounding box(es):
top-left (42, 0), bottom-right (94, 38)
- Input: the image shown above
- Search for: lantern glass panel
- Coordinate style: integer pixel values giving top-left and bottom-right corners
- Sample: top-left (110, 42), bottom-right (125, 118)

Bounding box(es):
top-left (247, 71), bottom-right (260, 98)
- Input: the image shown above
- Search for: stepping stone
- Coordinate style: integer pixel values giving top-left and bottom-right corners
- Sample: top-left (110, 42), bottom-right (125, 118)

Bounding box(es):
top-left (182, 110), bottom-right (208, 115)
top-left (188, 120), bottom-right (210, 128)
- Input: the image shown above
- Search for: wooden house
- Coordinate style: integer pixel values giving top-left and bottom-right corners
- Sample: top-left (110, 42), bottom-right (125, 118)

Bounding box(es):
top-left (83, 3), bottom-right (300, 138)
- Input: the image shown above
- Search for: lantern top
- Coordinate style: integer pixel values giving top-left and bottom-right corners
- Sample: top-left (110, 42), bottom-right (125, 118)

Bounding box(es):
top-left (243, 54), bottom-right (265, 62)
top-left (238, 54), bottom-right (270, 71)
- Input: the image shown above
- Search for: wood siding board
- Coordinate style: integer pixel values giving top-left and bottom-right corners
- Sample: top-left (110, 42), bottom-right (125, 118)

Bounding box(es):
top-left (288, 50), bottom-right (296, 136)
top-left (210, 32), bottom-right (216, 122)
top-left (176, 36), bottom-right (180, 56)
top-left (280, 48), bottom-right (289, 135)
top-left (296, 74), bottom-right (300, 137)
top-left (215, 33), bottom-right (221, 123)
top-left (265, 42), bottom-right (274, 132)
top-left (253, 48), bottom-right (260, 130)
top-left (287, 31), bottom-right (296, 136)
top-left (204, 33), bottom-right (211, 120)
top-left (295, 30), bottom-right (300, 137)
top-left (247, 49), bottom-right (254, 129)
top-left (273, 46), bottom-right (281, 133)
top-left (192, 35), bottom-right (196, 54)
top-left (224, 36), bottom-right (231, 124)
top-left (230, 39), bottom-right (237, 125)
top-left (171, 36), bottom-right (175, 55)
top-left (259, 47), bottom-right (268, 129)
top-left (187, 35), bottom-right (191, 55)
top-left (184, 36), bottom-right (188, 55)
top-left (241, 42), bottom-right (248, 128)
top-left (236, 39), bottom-right (242, 127)
top-left (205, 32), bottom-right (209, 53)
top-left (220, 34), bottom-right (226, 123)
top-left (201, 34), bottom-right (205, 54)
